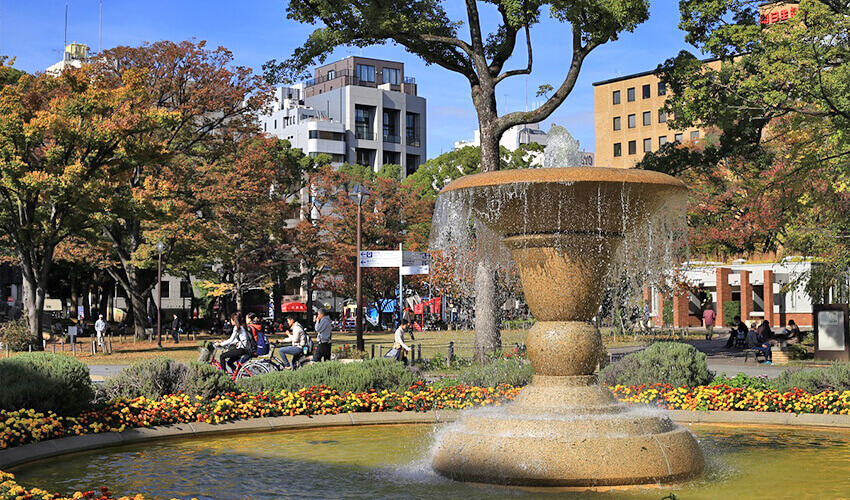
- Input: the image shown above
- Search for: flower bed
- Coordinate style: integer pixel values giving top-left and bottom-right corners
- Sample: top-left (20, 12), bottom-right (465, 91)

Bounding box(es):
top-left (0, 382), bottom-right (519, 450)
top-left (611, 383), bottom-right (850, 414)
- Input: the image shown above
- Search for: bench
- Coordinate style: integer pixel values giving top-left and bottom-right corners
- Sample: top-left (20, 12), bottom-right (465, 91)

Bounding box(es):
top-left (744, 348), bottom-right (765, 363)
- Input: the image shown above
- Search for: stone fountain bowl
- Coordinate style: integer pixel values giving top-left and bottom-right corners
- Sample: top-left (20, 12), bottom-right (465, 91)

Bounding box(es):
top-left (439, 167), bottom-right (687, 237)
top-left (440, 167), bottom-right (686, 323)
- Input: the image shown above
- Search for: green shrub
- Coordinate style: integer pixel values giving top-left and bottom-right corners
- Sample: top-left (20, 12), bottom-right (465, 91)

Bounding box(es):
top-left (722, 301), bottom-right (740, 328)
top-left (0, 320), bottom-right (35, 352)
top-left (599, 342), bottom-right (714, 388)
top-left (710, 372), bottom-right (775, 391)
top-left (773, 363), bottom-right (850, 393)
top-left (434, 358), bottom-right (534, 388)
top-left (96, 358), bottom-right (237, 402)
top-left (237, 358), bottom-right (420, 394)
top-left (0, 353), bottom-right (92, 415)
top-left (180, 361), bottom-right (237, 399)
top-left (97, 358), bottom-right (187, 401)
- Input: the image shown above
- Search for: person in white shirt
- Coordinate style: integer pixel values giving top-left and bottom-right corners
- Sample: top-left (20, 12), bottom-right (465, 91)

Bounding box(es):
top-left (279, 315), bottom-right (308, 368)
top-left (393, 319), bottom-right (413, 365)
top-left (214, 313), bottom-right (252, 373)
top-left (94, 315), bottom-right (107, 347)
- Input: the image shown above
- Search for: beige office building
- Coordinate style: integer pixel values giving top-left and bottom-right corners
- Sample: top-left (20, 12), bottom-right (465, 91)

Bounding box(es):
top-left (593, 69), bottom-right (708, 169)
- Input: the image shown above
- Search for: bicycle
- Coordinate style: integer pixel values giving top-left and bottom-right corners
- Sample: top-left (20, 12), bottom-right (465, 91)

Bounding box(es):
top-left (206, 346), bottom-right (267, 381)
top-left (241, 341), bottom-right (314, 375)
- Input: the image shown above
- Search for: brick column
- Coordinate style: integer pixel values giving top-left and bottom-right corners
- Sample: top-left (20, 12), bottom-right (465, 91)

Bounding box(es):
top-left (672, 285), bottom-right (690, 328)
top-left (716, 267), bottom-right (732, 327)
top-left (740, 270), bottom-right (752, 324)
top-left (764, 270), bottom-right (776, 326)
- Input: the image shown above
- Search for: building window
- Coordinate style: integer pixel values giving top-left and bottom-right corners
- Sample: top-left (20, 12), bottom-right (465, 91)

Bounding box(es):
top-left (383, 151), bottom-right (400, 165)
top-left (658, 82), bottom-right (667, 96)
top-left (628, 140), bottom-right (636, 155)
top-left (613, 143), bottom-right (622, 157)
top-left (356, 64), bottom-right (375, 82)
top-left (642, 111), bottom-right (651, 126)
top-left (406, 154), bottom-right (420, 176)
top-left (383, 67), bottom-right (400, 85)
top-left (642, 84), bottom-right (651, 99)
top-left (658, 110), bottom-right (667, 123)
top-left (327, 69), bottom-right (335, 80)
top-left (627, 114), bottom-right (636, 129)
top-left (613, 90), bottom-right (621, 105)
top-left (613, 117), bottom-right (621, 131)
top-left (355, 148), bottom-right (375, 169)
top-left (674, 133), bottom-right (683, 143)
top-left (180, 281), bottom-right (193, 298)
top-left (690, 130), bottom-right (700, 140)
top-left (659, 136), bottom-right (667, 147)
top-left (383, 109), bottom-right (400, 143)
top-left (308, 130), bottom-right (344, 141)
top-left (627, 87), bottom-right (635, 102)
top-left (160, 281), bottom-right (170, 299)
top-left (643, 138), bottom-right (652, 152)
top-left (355, 106), bottom-right (374, 140)
top-left (405, 113), bottom-right (420, 146)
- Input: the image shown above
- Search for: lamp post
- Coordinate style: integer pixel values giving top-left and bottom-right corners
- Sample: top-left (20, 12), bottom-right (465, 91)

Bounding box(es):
top-left (348, 184), bottom-right (370, 351)
top-left (156, 241), bottom-right (165, 347)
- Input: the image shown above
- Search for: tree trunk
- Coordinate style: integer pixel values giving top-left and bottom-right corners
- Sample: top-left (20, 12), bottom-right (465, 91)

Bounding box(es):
top-left (109, 265), bottom-right (151, 340)
top-left (20, 274), bottom-right (45, 348)
top-left (69, 275), bottom-right (79, 319)
top-left (471, 92), bottom-right (502, 362)
top-left (304, 269), bottom-right (314, 329)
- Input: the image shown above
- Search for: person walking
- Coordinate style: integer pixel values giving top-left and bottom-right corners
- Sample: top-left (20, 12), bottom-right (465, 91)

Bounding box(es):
top-left (278, 315), bottom-right (308, 368)
top-left (702, 307), bottom-right (716, 340)
top-left (171, 314), bottom-right (181, 343)
top-left (215, 313), bottom-right (252, 373)
top-left (94, 314), bottom-right (107, 348)
top-left (392, 319), bottom-right (413, 366)
top-left (312, 308), bottom-right (332, 362)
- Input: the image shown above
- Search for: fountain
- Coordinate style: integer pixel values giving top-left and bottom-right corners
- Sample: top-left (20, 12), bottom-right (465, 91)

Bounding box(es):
top-left (429, 163), bottom-right (705, 486)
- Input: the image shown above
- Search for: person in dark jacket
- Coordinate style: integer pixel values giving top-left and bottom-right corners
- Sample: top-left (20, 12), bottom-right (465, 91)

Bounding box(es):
top-left (171, 314), bottom-right (180, 343)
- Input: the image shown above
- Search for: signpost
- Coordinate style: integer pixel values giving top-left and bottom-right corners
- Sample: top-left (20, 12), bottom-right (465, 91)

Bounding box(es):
top-left (358, 248), bottom-right (430, 326)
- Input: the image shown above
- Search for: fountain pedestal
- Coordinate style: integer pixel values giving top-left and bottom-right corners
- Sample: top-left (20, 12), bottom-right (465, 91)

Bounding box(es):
top-left (431, 168), bottom-right (704, 486)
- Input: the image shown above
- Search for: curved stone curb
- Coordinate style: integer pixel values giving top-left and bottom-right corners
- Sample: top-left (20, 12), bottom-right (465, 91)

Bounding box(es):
top-left (667, 409), bottom-right (850, 428)
top-left (2, 409), bottom-right (848, 470)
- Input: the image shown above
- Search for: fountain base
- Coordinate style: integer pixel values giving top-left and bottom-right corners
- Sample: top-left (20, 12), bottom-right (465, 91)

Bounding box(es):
top-left (431, 322), bottom-right (705, 487)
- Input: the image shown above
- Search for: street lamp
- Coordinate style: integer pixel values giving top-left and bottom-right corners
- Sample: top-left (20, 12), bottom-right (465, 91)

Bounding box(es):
top-left (348, 184), bottom-right (370, 351)
top-left (156, 241), bottom-right (165, 347)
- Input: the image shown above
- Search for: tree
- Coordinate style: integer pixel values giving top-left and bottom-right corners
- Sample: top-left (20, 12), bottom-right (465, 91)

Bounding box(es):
top-left (309, 165), bottom-right (433, 326)
top-left (89, 40), bottom-right (269, 339)
top-left (192, 136), bottom-right (308, 317)
top-left (0, 61), bottom-right (164, 343)
top-left (271, 0), bottom-right (651, 358)
top-left (642, 0), bottom-right (850, 298)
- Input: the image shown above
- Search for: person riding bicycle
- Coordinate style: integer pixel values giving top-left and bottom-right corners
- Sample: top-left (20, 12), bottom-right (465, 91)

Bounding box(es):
top-left (278, 314), bottom-right (309, 369)
top-left (246, 313), bottom-right (269, 356)
top-left (215, 313), bottom-right (253, 373)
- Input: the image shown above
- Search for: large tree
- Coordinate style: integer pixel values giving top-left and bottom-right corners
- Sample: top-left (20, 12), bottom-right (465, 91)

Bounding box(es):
top-left (89, 40), bottom-right (269, 339)
top-left (270, 0), bottom-right (651, 357)
top-left (641, 0), bottom-right (850, 299)
top-left (0, 62), bottom-right (164, 342)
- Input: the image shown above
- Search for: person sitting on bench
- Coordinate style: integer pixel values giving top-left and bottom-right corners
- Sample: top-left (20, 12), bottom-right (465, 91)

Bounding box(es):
top-left (725, 315), bottom-right (748, 347)
top-left (748, 322), bottom-right (772, 364)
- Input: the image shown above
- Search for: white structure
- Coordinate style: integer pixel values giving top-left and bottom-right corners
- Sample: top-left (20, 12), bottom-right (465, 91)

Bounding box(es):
top-left (260, 57), bottom-right (427, 177)
top-left (46, 43), bottom-right (89, 75)
top-left (455, 123), bottom-right (548, 151)
top-left (260, 86), bottom-right (348, 165)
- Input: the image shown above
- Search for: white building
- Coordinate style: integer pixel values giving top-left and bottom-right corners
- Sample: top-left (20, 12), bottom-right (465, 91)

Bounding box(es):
top-left (46, 43), bottom-right (89, 75)
top-left (455, 123), bottom-right (548, 151)
top-left (260, 57), bottom-right (427, 177)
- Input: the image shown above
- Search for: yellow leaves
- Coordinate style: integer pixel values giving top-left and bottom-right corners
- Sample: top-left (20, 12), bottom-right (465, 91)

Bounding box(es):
top-left (195, 281), bottom-right (234, 298)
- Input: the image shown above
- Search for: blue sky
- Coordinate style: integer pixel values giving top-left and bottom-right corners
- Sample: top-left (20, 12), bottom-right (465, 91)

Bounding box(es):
top-left (2, 0), bottom-right (700, 159)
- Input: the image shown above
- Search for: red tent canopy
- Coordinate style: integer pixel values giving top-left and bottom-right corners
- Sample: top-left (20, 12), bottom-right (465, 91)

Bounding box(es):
top-left (281, 301), bottom-right (308, 313)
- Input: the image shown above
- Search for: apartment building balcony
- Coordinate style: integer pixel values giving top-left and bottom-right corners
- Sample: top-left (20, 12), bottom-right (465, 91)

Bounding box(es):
top-left (305, 69), bottom-right (417, 97)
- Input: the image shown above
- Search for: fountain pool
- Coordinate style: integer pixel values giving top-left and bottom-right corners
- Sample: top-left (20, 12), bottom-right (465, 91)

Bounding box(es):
top-left (11, 423), bottom-right (849, 499)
